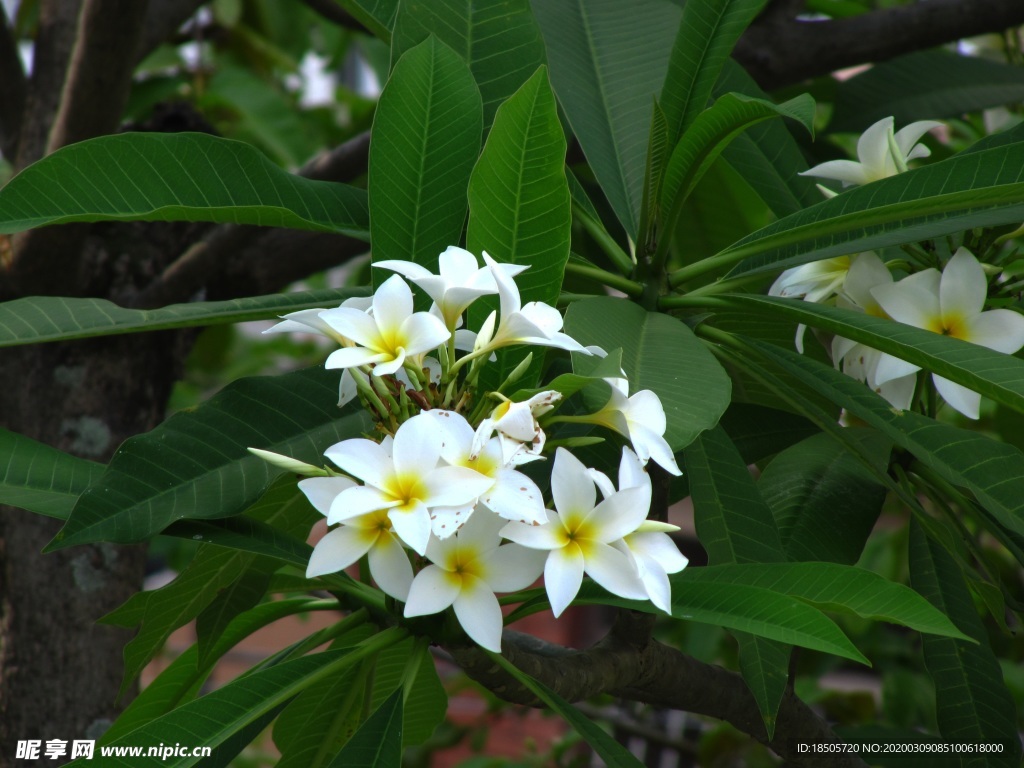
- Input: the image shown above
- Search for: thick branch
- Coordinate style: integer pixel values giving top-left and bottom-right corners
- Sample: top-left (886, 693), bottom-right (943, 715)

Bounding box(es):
top-left (0, 7), bottom-right (26, 161)
top-left (736, 0), bottom-right (1024, 90)
top-left (449, 620), bottom-right (866, 768)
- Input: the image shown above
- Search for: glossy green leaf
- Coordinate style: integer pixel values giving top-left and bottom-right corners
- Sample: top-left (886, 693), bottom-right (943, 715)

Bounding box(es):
top-left (717, 402), bottom-right (819, 464)
top-left (0, 428), bottom-right (102, 519)
top-left (66, 650), bottom-right (363, 768)
top-left (564, 296), bottom-right (731, 451)
top-left (684, 424), bottom-right (788, 737)
top-left (100, 597), bottom-right (327, 743)
top-left (718, 136), bottom-right (1024, 281)
top-left (195, 569), bottom-right (272, 667)
top-left (660, 0), bottom-right (769, 141)
top-left (759, 430), bottom-right (889, 565)
top-left (660, 92), bottom-right (815, 243)
top-left (468, 67), bottom-right (570, 306)
top-left (909, 522), bottom-right (1021, 766)
top-left (488, 653), bottom-right (645, 768)
top-left (368, 36), bottom-right (482, 272)
top-left (390, 0), bottom-right (546, 131)
top-left (831, 50), bottom-right (1024, 133)
top-left (325, 689), bottom-right (404, 768)
top-left (581, 579), bottom-right (868, 663)
top-left (714, 61), bottom-right (820, 217)
top-left (50, 367), bottom-right (371, 549)
top-left (722, 293), bottom-right (1024, 415)
top-left (162, 516), bottom-right (313, 568)
top-left (339, 0), bottom-right (397, 40)
top-left (747, 340), bottom-right (1024, 539)
top-left (532, 0), bottom-right (681, 239)
top-left (0, 133), bottom-right (369, 237)
top-left (0, 288), bottom-right (369, 348)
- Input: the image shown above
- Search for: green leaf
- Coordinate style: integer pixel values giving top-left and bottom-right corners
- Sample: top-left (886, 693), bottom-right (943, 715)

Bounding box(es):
top-left (714, 61), bottom-right (820, 217)
top-left (683, 424), bottom-right (787, 736)
top-left (488, 652), bottom-right (645, 768)
top-left (162, 516), bottom-right (313, 568)
top-left (100, 597), bottom-right (327, 743)
top-left (660, 0), bottom-right (769, 142)
top-left (0, 428), bottom-right (102, 519)
top-left (339, 0), bottom-right (398, 41)
top-left (747, 339), bottom-right (1024, 540)
top-left (909, 521), bottom-right (1021, 767)
top-left (101, 476), bottom-right (317, 692)
top-left (686, 425), bottom-right (786, 564)
top-left (390, 0), bottom-right (547, 132)
top-left (660, 92), bottom-right (815, 242)
top-left (830, 50), bottom-right (1024, 133)
top-left (722, 293), bottom-right (1024, 415)
top-left (50, 366), bottom-right (371, 549)
top-left (67, 649), bottom-right (364, 768)
top-left (0, 288), bottom-right (369, 348)
top-left (325, 689), bottom-right (404, 768)
top-left (368, 36), bottom-right (482, 272)
top-left (0, 133), bottom-right (369, 238)
top-left (467, 66), bottom-right (570, 307)
top-left (759, 430), bottom-right (889, 565)
top-left (195, 569), bottom-right (272, 667)
top-left (717, 402), bottom-right (819, 464)
top-left (719, 136), bottom-right (1024, 281)
top-left (564, 296), bottom-right (731, 451)
top-left (532, 0), bottom-right (682, 239)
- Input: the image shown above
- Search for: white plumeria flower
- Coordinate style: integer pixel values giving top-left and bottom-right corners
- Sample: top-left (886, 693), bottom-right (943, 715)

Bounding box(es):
top-left (770, 255), bottom-right (854, 353)
top-left (420, 410), bottom-right (547, 535)
top-left (871, 247), bottom-right (1024, 419)
top-left (471, 390), bottom-right (562, 466)
top-left (404, 507), bottom-right (545, 653)
top-left (800, 116), bottom-right (942, 190)
top-left (463, 253), bottom-right (591, 358)
top-left (585, 379), bottom-right (681, 475)
top-left (590, 448), bottom-right (687, 614)
top-left (829, 252), bottom-right (917, 410)
top-left (263, 297), bottom-right (374, 406)
top-left (321, 413), bottom-right (493, 555)
top-left (374, 246), bottom-right (528, 330)
top-left (300, 476), bottom-right (413, 600)
top-left (320, 274), bottom-right (450, 377)
top-left (500, 448), bottom-right (649, 618)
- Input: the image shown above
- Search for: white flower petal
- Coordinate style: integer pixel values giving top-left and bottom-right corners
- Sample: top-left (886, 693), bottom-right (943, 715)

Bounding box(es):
top-left (551, 448), bottom-right (596, 518)
top-left (940, 248), bottom-right (986, 324)
top-left (545, 544), bottom-right (584, 618)
top-left (875, 373), bottom-right (916, 411)
top-left (325, 346), bottom-right (388, 370)
top-left (388, 502), bottom-right (433, 555)
top-left (319, 307), bottom-right (381, 349)
top-left (307, 526), bottom-right (375, 578)
top-left (628, 531), bottom-right (688, 574)
top-left (962, 309), bottom-right (1024, 354)
top-left (372, 274), bottom-right (415, 338)
top-left (404, 565), bottom-right (460, 617)
top-left (500, 519), bottom-right (563, 550)
top-left (481, 469), bottom-right (547, 525)
top-left (933, 375), bottom-right (982, 420)
top-left (397, 312), bottom-right (450, 355)
top-left (856, 116), bottom-right (895, 179)
top-left (373, 259), bottom-right (433, 281)
top-left (583, 541), bottom-right (647, 600)
top-left (584, 486), bottom-right (650, 543)
top-left (893, 120), bottom-right (941, 158)
top-left (392, 414), bottom-right (442, 477)
top-left (298, 476), bottom-right (357, 517)
top-left (367, 533), bottom-right (414, 600)
top-left (870, 351), bottom-right (920, 387)
top-left (799, 159), bottom-right (870, 187)
top-left (453, 576), bottom-right (504, 652)
top-left (327, 485), bottom-right (398, 525)
top-left (871, 282), bottom-right (941, 331)
top-left (424, 465), bottom-right (493, 507)
top-left (325, 438), bottom-right (392, 489)
top-left (482, 543), bottom-right (546, 592)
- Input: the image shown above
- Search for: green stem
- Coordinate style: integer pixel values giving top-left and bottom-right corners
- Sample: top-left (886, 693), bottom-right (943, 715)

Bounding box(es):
top-left (657, 294), bottom-right (731, 310)
top-left (667, 249), bottom-right (752, 288)
top-left (575, 204), bottom-right (634, 276)
top-left (684, 272), bottom-right (773, 298)
top-left (564, 261), bottom-right (643, 297)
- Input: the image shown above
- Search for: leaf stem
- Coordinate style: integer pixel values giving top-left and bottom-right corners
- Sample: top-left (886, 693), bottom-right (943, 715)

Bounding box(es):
top-left (564, 262), bottom-right (643, 297)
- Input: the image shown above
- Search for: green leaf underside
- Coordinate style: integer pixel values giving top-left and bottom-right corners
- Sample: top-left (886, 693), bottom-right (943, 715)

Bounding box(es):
top-left (324, 689), bottom-right (403, 768)
top-left (0, 427), bottom-right (103, 518)
top-left (727, 294), bottom-right (1024, 415)
top-left (532, 0), bottom-right (681, 239)
top-left (390, 0), bottom-right (547, 132)
top-left (660, 92), bottom-right (815, 228)
top-left (51, 367), bottom-right (372, 549)
top-left (748, 340), bottom-right (1024, 540)
top-left (684, 425), bottom-right (788, 736)
top-left (368, 36), bottom-right (482, 274)
top-left (489, 653), bottom-right (646, 768)
top-left (0, 133), bottom-right (369, 238)
top-left (723, 137), bottom-right (1024, 279)
top-left (565, 296), bottom-right (731, 451)
top-left (0, 288), bottom-right (370, 348)
top-left (67, 651), bottom-right (357, 768)
top-left (760, 430), bottom-right (889, 565)
top-left (909, 522), bottom-right (1021, 766)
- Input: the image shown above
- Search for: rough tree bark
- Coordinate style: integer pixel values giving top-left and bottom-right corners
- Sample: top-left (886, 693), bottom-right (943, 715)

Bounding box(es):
top-left (1, 1), bottom-right (1022, 766)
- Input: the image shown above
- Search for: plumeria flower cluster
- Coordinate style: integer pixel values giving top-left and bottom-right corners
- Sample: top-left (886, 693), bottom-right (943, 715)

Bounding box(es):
top-left (775, 248), bottom-right (1024, 419)
top-left (253, 247), bottom-right (687, 652)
